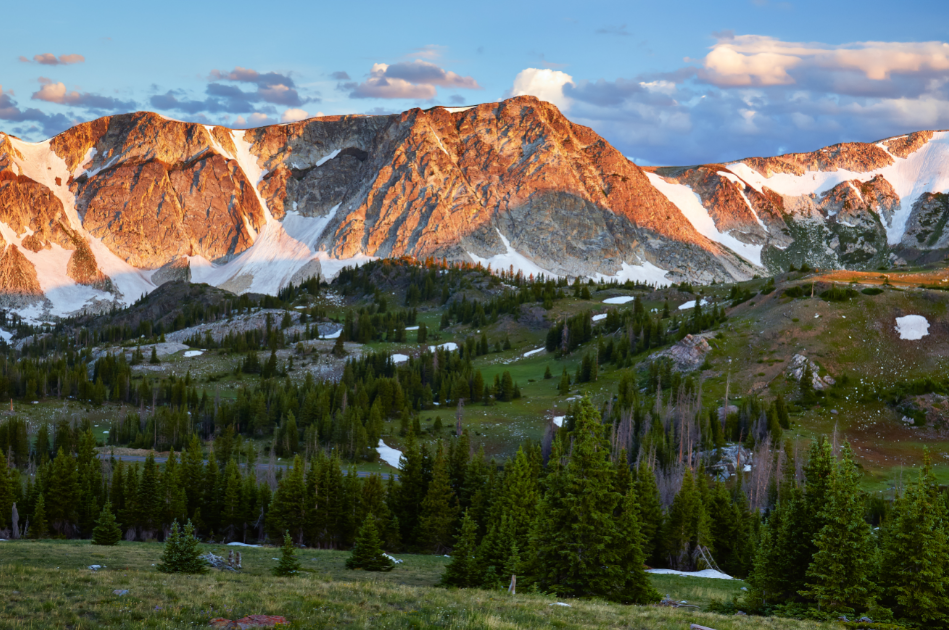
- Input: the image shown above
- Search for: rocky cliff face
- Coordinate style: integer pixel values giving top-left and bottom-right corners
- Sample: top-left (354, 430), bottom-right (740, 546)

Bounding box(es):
top-left (0, 99), bottom-right (947, 321)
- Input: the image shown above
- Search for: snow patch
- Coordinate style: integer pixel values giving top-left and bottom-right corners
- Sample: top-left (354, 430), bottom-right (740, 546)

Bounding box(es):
top-left (183, 350), bottom-right (204, 358)
top-left (377, 439), bottom-right (403, 468)
top-left (646, 172), bottom-right (763, 267)
top-left (592, 313), bottom-right (608, 322)
top-left (602, 295), bottom-right (636, 305)
top-left (405, 326), bottom-right (419, 331)
top-left (316, 148), bottom-right (341, 167)
top-left (678, 298), bottom-right (708, 310)
top-left (646, 568), bottom-right (734, 580)
top-left (226, 542), bottom-right (260, 548)
top-left (522, 347), bottom-right (545, 357)
top-left (230, 130), bottom-right (272, 222)
top-left (895, 315), bottom-right (930, 340)
top-left (552, 416), bottom-right (565, 427)
top-left (391, 353), bottom-right (409, 364)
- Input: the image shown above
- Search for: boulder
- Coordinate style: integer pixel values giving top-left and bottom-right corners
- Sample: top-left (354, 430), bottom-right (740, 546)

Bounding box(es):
top-left (786, 354), bottom-right (833, 390)
top-left (651, 333), bottom-right (713, 372)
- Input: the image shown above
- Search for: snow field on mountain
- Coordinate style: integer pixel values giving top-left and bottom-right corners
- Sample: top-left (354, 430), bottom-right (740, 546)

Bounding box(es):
top-left (726, 132), bottom-right (949, 244)
top-left (645, 172), bottom-right (764, 267)
top-left (592, 261), bottom-right (672, 287)
top-left (467, 229), bottom-right (559, 280)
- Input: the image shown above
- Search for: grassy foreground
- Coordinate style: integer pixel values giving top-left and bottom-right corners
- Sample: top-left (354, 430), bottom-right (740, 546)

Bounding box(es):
top-left (0, 541), bottom-right (838, 630)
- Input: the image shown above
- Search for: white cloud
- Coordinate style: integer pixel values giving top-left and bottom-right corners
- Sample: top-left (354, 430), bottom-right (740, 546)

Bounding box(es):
top-left (701, 35), bottom-right (949, 87)
top-left (510, 68), bottom-right (575, 111)
top-left (281, 108), bottom-right (310, 123)
top-left (233, 113), bottom-right (273, 127)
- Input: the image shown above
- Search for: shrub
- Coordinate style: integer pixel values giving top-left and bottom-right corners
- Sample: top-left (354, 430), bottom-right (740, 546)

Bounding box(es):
top-left (273, 531), bottom-right (301, 576)
top-left (157, 520), bottom-right (207, 574)
top-left (91, 502), bottom-right (122, 546)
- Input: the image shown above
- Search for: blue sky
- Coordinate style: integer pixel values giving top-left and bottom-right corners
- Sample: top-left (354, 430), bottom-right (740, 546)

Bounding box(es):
top-left (2, 0), bottom-right (948, 164)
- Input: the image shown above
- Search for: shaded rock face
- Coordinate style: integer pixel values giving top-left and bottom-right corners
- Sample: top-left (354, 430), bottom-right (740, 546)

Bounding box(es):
top-left (902, 193), bottom-right (949, 250)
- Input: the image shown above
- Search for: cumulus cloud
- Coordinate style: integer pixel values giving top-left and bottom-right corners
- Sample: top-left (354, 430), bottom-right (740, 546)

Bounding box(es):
top-left (700, 35), bottom-right (949, 92)
top-left (384, 60), bottom-right (481, 88)
top-left (19, 53), bottom-right (85, 66)
top-left (509, 68), bottom-right (575, 111)
top-left (330, 71), bottom-right (351, 80)
top-left (207, 66), bottom-right (304, 106)
top-left (280, 108), bottom-right (311, 123)
top-left (0, 85), bottom-right (74, 137)
top-left (31, 78), bottom-right (135, 111)
top-left (233, 112), bottom-right (275, 127)
top-left (150, 66), bottom-right (315, 116)
top-left (346, 60), bottom-right (480, 99)
top-left (549, 34), bottom-right (949, 165)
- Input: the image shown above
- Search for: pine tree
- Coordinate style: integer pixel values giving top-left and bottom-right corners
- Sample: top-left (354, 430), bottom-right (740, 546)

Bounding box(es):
top-left (0, 451), bottom-right (12, 530)
top-left (149, 346), bottom-right (160, 364)
top-left (441, 510), bottom-right (479, 587)
top-left (879, 449), bottom-right (949, 626)
top-left (157, 520), bottom-right (207, 574)
top-left (346, 516), bottom-right (395, 571)
top-left (635, 459), bottom-right (664, 565)
top-left (418, 443), bottom-right (459, 553)
top-left (799, 361), bottom-right (816, 405)
top-left (558, 368), bottom-right (570, 395)
top-left (801, 443), bottom-right (875, 611)
top-left (31, 493), bottom-right (48, 539)
top-left (524, 396), bottom-right (625, 600)
top-left (273, 531), bottom-right (302, 576)
top-left (47, 447), bottom-right (79, 536)
top-left (616, 487), bottom-right (661, 604)
top-left (92, 502), bottom-right (123, 546)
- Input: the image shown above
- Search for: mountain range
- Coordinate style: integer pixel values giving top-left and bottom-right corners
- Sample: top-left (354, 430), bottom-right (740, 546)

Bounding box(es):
top-left (0, 95), bottom-right (947, 322)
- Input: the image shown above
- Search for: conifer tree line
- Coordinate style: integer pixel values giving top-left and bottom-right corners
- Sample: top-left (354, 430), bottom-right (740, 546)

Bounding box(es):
top-left (2, 401), bottom-right (948, 621)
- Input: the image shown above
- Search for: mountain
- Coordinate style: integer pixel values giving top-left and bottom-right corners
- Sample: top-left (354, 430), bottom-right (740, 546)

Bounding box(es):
top-left (0, 95), bottom-right (946, 322)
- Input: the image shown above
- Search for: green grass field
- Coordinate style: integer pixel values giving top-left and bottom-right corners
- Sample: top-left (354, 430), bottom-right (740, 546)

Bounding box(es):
top-left (0, 540), bottom-right (839, 630)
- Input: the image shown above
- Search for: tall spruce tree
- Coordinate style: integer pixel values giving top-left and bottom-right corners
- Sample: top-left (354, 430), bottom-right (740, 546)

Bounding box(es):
top-left (801, 443), bottom-right (875, 611)
top-left (524, 396), bottom-right (626, 600)
top-left (879, 450), bottom-right (949, 626)
top-left (418, 443), bottom-right (458, 553)
top-left (616, 487), bottom-right (661, 604)
top-left (31, 493), bottom-right (48, 539)
top-left (635, 459), bottom-right (664, 565)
